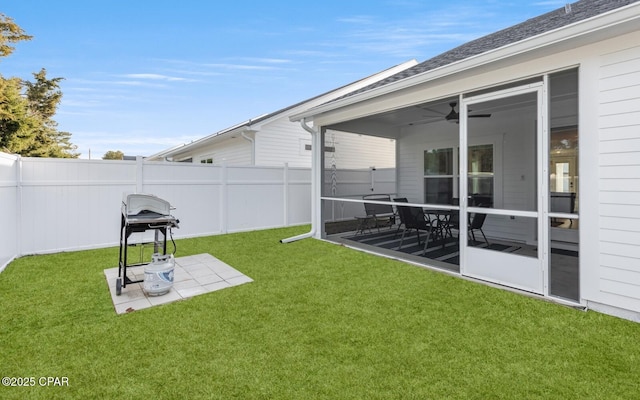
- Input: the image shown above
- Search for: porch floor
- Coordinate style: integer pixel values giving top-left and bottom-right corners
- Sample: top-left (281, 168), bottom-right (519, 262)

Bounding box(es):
top-left (329, 224), bottom-right (579, 301)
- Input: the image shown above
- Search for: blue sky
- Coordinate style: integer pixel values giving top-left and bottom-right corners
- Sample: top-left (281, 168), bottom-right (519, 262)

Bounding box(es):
top-left (1, 0), bottom-right (567, 159)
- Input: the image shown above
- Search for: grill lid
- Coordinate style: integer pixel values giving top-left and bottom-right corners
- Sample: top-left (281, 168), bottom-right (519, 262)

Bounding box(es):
top-left (123, 193), bottom-right (171, 216)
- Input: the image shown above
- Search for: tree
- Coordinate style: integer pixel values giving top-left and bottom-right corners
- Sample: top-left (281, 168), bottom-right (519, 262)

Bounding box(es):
top-left (103, 150), bottom-right (124, 160)
top-left (24, 68), bottom-right (64, 120)
top-left (0, 13), bottom-right (32, 58)
top-left (0, 14), bottom-right (78, 158)
top-left (0, 15), bottom-right (34, 154)
top-left (23, 68), bottom-right (78, 157)
top-left (0, 68), bottom-right (79, 157)
top-left (0, 76), bottom-right (38, 154)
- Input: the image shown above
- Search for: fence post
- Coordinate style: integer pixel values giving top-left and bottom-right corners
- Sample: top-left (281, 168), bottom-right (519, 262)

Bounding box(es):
top-left (15, 155), bottom-right (23, 258)
top-left (220, 160), bottom-right (228, 234)
top-left (136, 156), bottom-right (144, 193)
top-left (283, 162), bottom-right (289, 227)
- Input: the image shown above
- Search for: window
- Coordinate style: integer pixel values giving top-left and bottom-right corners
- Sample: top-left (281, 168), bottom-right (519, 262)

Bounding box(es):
top-left (467, 144), bottom-right (494, 206)
top-left (423, 144), bottom-right (494, 206)
top-left (424, 148), bottom-right (454, 205)
top-left (549, 127), bottom-right (578, 214)
top-left (200, 158), bottom-right (213, 164)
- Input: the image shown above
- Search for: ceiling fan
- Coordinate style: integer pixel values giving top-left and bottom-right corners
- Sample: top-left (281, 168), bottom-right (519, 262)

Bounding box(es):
top-left (445, 102), bottom-right (492, 123)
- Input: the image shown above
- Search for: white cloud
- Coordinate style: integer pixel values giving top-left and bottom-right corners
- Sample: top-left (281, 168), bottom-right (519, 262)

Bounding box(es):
top-left (122, 73), bottom-right (191, 82)
top-left (531, 1), bottom-right (567, 6)
top-left (73, 132), bottom-right (204, 159)
top-left (151, 58), bottom-right (291, 77)
top-left (238, 57), bottom-right (293, 64)
top-left (202, 63), bottom-right (283, 71)
top-left (336, 15), bottom-right (377, 25)
top-left (325, 4), bottom-right (531, 59)
top-left (77, 133), bottom-right (200, 147)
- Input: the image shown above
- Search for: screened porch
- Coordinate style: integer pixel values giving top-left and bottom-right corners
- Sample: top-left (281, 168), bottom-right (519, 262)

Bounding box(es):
top-left (319, 69), bottom-right (580, 302)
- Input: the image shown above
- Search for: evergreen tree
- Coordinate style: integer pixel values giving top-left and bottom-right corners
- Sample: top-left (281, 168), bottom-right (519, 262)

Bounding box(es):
top-left (0, 13), bottom-right (79, 158)
top-left (0, 13), bottom-right (32, 58)
top-left (0, 76), bottom-right (38, 154)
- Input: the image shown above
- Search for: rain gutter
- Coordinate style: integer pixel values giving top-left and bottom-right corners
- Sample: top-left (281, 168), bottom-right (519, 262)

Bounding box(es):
top-left (240, 131), bottom-right (255, 165)
top-left (280, 118), bottom-right (318, 243)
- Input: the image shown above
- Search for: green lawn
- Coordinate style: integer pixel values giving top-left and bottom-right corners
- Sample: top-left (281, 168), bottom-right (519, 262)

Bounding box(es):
top-left (1, 226), bottom-right (639, 399)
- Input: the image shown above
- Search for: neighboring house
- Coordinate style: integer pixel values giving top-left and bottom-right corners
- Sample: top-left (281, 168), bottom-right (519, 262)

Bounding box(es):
top-left (287, 0), bottom-right (640, 322)
top-left (147, 60), bottom-right (418, 169)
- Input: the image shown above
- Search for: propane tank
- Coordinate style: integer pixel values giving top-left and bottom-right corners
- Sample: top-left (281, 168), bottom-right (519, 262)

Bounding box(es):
top-left (143, 253), bottom-right (175, 296)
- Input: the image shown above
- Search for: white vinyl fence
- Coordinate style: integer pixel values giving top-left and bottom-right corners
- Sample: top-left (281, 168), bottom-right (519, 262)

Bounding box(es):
top-left (1, 153), bottom-right (19, 271)
top-left (0, 153), bottom-right (395, 270)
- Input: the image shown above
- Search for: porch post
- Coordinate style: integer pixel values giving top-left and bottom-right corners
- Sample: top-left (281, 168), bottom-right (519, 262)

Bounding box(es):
top-left (315, 127), bottom-right (326, 238)
top-left (540, 75), bottom-right (550, 295)
top-left (458, 94), bottom-right (469, 273)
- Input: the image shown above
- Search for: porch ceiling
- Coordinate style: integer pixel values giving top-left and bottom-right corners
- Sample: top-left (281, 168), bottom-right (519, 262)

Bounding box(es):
top-left (327, 67), bottom-right (579, 138)
top-left (328, 98), bottom-right (455, 138)
top-left (327, 92), bottom-right (539, 138)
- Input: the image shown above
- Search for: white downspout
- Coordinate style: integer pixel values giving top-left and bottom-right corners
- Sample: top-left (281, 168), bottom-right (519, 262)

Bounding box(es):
top-left (281, 118), bottom-right (318, 243)
top-left (240, 131), bottom-right (255, 165)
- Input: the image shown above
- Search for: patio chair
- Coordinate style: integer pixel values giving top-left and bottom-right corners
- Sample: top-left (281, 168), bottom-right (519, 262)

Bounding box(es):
top-left (446, 203), bottom-right (489, 246)
top-left (363, 194), bottom-right (395, 232)
top-left (440, 210), bottom-right (457, 240)
top-left (445, 198), bottom-right (460, 238)
top-left (468, 204), bottom-right (490, 245)
top-left (393, 200), bottom-right (435, 255)
top-left (392, 197), bottom-right (408, 238)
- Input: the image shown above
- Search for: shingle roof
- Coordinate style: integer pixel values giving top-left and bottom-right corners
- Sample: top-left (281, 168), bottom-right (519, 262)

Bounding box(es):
top-left (337, 0), bottom-right (639, 101)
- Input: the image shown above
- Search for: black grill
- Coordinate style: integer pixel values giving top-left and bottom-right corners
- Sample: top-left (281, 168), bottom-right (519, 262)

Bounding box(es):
top-left (116, 194), bottom-right (179, 295)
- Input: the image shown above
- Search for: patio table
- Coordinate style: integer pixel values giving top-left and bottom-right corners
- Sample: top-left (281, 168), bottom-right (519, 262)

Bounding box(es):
top-left (424, 209), bottom-right (454, 247)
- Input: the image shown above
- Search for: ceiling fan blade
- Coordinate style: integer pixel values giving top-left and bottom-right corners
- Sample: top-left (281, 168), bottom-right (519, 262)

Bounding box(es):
top-left (417, 105), bottom-right (447, 116)
top-left (469, 113), bottom-right (492, 118)
top-left (409, 116), bottom-right (445, 126)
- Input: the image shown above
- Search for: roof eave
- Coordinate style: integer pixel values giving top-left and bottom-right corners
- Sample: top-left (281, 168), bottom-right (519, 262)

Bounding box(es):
top-left (149, 125), bottom-right (253, 160)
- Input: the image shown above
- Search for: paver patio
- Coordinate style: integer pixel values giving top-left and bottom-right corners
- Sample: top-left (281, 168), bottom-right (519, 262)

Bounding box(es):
top-left (104, 253), bottom-right (252, 314)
